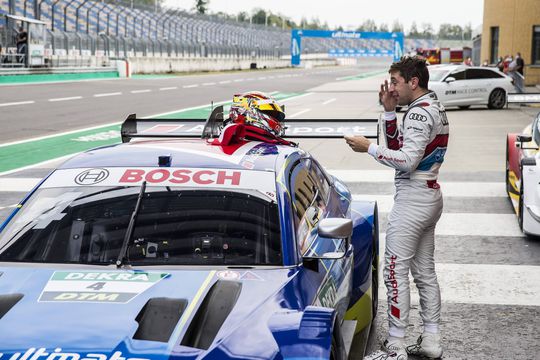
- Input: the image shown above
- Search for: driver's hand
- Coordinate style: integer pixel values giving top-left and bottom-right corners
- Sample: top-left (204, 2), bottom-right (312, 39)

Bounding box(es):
top-left (344, 135), bottom-right (371, 153)
top-left (379, 80), bottom-right (399, 112)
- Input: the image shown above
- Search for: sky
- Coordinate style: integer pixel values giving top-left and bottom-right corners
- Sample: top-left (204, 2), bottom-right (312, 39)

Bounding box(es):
top-left (164, 0), bottom-right (485, 32)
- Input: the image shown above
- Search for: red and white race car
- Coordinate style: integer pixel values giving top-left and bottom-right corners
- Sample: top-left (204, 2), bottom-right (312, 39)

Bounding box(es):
top-left (506, 111), bottom-right (540, 236)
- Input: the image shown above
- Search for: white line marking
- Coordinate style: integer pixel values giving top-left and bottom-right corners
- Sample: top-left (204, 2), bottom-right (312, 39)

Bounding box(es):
top-left (257, 77), bottom-right (267, 80)
top-left (233, 79), bottom-right (243, 82)
top-left (219, 80), bottom-right (231, 84)
top-left (436, 213), bottom-right (522, 237)
top-left (0, 178), bottom-right (41, 192)
top-left (48, 96), bottom-right (83, 102)
top-left (0, 203), bottom-right (17, 211)
top-left (159, 87), bottom-right (177, 91)
top-left (202, 82), bottom-right (216, 86)
top-left (289, 109), bottom-right (311, 118)
top-left (246, 78), bottom-right (255, 81)
top-left (130, 89), bottom-right (151, 94)
top-left (93, 92), bottom-right (122, 97)
top-left (350, 183), bottom-right (506, 200)
top-left (280, 92), bottom-right (314, 103)
top-left (0, 101), bottom-right (35, 107)
top-left (183, 84), bottom-right (198, 88)
top-left (322, 98), bottom-right (336, 105)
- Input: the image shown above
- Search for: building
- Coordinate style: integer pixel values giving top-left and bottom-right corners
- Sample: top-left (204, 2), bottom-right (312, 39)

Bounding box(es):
top-left (481, 0), bottom-right (540, 85)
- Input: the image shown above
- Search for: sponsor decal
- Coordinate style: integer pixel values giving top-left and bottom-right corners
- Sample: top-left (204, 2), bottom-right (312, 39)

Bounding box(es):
top-left (388, 255), bottom-right (398, 306)
top-left (41, 168), bottom-right (277, 200)
top-left (331, 31), bottom-right (361, 39)
top-left (439, 111), bottom-right (449, 126)
top-left (408, 113), bottom-right (427, 122)
top-left (239, 271), bottom-right (264, 281)
top-left (316, 278), bottom-right (338, 308)
top-left (406, 126), bottom-right (424, 132)
top-left (216, 270), bottom-right (241, 280)
top-left (38, 271), bottom-right (169, 303)
top-left (0, 348), bottom-right (149, 360)
top-left (444, 88), bottom-right (487, 96)
top-left (74, 169), bottom-right (109, 185)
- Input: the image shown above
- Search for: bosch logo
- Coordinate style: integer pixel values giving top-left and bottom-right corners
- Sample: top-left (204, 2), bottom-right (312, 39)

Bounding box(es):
top-left (409, 113), bottom-right (427, 122)
top-left (75, 168), bottom-right (110, 185)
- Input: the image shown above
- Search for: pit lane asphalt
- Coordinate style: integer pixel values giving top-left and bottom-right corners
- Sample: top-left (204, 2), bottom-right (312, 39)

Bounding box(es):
top-left (1, 62), bottom-right (540, 359)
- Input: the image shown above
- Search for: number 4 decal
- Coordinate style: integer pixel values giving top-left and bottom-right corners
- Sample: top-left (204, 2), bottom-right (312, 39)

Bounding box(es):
top-left (86, 282), bottom-right (106, 291)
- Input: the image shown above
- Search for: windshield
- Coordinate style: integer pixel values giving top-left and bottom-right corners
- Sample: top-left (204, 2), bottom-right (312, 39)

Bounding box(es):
top-left (0, 187), bottom-right (282, 266)
top-left (428, 69), bottom-right (449, 82)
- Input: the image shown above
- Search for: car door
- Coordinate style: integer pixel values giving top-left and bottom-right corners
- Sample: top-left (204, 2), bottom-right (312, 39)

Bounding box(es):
top-left (464, 68), bottom-right (495, 104)
top-left (289, 158), bottom-right (351, 311)
top-left (440, 69), bottom-right (468, 106)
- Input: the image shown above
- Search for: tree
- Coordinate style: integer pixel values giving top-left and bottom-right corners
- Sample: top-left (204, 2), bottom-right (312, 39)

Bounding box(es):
top-left (408, 21), bottom-right (420, 38)
top-left (463, 23), bottom-right (472, 40)
top-left (194, 0), bottom-right (209, 15)
top-left (391, 20), bottom-right (403, 33)
top-left (420, 22), bottom-right (434, 38)
top-left (251, 9), bottom-right (267, 24)
top-left (379, 23), bottom-right (389, 32)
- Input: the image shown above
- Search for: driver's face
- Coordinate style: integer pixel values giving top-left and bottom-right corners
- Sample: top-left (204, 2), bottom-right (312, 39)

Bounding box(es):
top-left (389, 72), bottom-right (412, 105)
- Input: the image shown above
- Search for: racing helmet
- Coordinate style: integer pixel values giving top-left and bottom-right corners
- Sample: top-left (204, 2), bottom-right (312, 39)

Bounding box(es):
top-left (228, 91), bottom-right (286, 137)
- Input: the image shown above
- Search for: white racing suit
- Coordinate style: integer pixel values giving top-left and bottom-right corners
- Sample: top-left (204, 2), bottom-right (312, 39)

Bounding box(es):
top-left (368, 91), bottom-right (449, 337)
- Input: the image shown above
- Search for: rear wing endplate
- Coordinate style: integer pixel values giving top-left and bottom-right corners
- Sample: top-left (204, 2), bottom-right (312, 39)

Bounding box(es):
top-left (121, 106), bottom-right (379, 143)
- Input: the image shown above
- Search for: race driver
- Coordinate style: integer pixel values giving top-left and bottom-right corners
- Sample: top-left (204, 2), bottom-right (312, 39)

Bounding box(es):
top-left (345, 56), bottom-right (449, 360)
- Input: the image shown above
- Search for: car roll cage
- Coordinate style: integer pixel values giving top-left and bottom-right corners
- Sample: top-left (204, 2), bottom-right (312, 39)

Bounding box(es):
top-left (121, 105), bottom-right (380, 144)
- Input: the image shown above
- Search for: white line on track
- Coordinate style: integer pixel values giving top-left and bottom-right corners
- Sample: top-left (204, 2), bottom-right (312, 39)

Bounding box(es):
top-left (233, 79), bottom-right (243, 82)
top-left (322, 98), bottom-right (336, 105)
top-left (130, 89), bottom-right (151, 94)
top-left (257, 77), bottom-right (267, 80)
top-left (0, 178), bottom-right (41, 192)
top-left (93, 92), bottom-right (122, 97)
top-left (0, 204), bottom-right (17, 211)
top-left (280, 92), bottom-right (314, 102)
top-left (246, 78), bottom-right (255, 81)
top-left (0, 101), bottom-right (35, 107)
top-left (183, 84), bottom-right (198, 88)
top-left (202, 82), bottom-right (216, 86)
top-left (48, 96), bottom-right (83, 102)
top-left (289, 109), bottom-right (311, 118)
top-left (219, 80), bottom-right (231, 84)
top-left (159, 87), bottom-right (177, 91)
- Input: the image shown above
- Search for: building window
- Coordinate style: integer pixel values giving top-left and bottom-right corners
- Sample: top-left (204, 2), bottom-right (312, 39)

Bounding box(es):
top-left (533, 26), bottom-right (540, 65)
top-left (490, 27), bottom-right (499, 64)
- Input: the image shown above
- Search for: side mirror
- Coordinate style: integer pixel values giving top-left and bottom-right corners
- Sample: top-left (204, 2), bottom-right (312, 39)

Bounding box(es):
top-left (317, 218), bottom-right (353, 239)
top-left (303, 218), bottom-right (352, 266)
top-left (444, 77), bottom-right (456, 83)
top-left (517, 134), bottom-right (532, 143)
top-left (516, 134), bottom-right (539, 150)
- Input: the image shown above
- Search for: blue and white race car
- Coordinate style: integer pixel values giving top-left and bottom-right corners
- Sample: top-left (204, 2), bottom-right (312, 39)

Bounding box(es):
top-left (0, 112), bottom-right (379, 359)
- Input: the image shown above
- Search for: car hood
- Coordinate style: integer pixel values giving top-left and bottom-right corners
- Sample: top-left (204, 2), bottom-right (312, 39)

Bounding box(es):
top-left (0, 265), bottom-right (306, 359)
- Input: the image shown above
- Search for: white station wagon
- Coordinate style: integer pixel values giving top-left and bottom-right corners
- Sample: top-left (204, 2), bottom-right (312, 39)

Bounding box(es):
top-left (427, 65), bottom-right (516, 109)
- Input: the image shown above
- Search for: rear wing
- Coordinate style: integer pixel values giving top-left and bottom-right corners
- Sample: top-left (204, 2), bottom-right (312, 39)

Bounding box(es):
top-left (507, 93), bottom-right (540, 108)
top-left (121, 106), bottom-right (379, 143)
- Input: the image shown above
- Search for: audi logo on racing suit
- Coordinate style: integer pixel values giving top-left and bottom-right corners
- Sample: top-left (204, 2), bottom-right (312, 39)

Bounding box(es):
top-left (74, 168), bottom-right (110, 185)
top-left (408, 113), bottom-right (427, 122)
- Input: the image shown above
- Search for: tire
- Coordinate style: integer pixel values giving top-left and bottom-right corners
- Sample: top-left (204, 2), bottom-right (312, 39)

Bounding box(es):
top-left (488, 88), bottom-right (506, 109)
top-left (506, 138), bottom-right (510, 193)
top-left (371, 210), bottom-right (379, 320)
top-left (518, 172), bottom-right (524, 231)
top-left (458, 105), bottom-right (471, 110)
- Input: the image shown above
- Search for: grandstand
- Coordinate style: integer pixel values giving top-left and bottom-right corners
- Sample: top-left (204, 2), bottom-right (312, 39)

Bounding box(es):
top-left (0, 0), bottom-right (471, 63)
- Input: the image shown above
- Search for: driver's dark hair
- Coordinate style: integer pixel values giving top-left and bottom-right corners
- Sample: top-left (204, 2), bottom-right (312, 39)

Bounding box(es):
top-left (389, 56), bottom-right (429, 89)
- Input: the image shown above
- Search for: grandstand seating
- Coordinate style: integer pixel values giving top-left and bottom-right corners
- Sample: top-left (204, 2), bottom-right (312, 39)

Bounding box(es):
top-left (0, 0), bottom-right (468, 56)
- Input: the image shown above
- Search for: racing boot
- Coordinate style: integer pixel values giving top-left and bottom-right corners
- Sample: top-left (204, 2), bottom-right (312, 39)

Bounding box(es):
top-left (363, 337), bottom-right (407, 360)
top-left (406, 332), bottom-right (443, 359)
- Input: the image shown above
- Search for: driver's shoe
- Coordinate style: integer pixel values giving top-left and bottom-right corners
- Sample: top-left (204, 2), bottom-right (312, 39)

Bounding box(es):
top-left (363, 337), bottom-right (407, 360)
top-left (406, 332), bottom-right (443, 359)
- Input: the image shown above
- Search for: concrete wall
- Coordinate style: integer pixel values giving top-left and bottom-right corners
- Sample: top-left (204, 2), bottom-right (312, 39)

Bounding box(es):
top-left (481, 0), bottom-right (540, 85)
top-left (127, 57), bottom-right (338, 74)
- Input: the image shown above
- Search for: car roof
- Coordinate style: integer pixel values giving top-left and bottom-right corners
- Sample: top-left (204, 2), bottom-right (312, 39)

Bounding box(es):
top-left (59, 139), bottom-right (303, 173)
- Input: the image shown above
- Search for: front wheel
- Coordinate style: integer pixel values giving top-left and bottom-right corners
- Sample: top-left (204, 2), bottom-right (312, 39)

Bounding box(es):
top-left (488, 88), bottom-right (506, 109)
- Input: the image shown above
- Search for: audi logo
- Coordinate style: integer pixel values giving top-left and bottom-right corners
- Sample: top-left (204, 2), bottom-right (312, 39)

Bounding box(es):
top-left (408, 113), bottom-right (427, 122)
top-left (75, 168), bottom-right (110, 185)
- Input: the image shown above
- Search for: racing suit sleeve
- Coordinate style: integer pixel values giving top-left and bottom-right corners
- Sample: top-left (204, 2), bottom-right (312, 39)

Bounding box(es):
top-left (383, 111), bottom-right (401, 150)
top-left (371, 108), bottom-right (433, 172)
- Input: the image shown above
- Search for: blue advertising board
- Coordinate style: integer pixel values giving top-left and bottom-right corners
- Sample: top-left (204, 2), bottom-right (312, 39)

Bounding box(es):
top-left (291, 29), bottom-right (404, 66)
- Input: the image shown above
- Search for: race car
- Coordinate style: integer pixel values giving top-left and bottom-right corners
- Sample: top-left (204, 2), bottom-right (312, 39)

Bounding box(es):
top-left (0, 106), bottom-right (380, 359)
top-left (506, 111), bottom-right (540, 236)
top-left (428, 64), bottom-right (515, 109)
